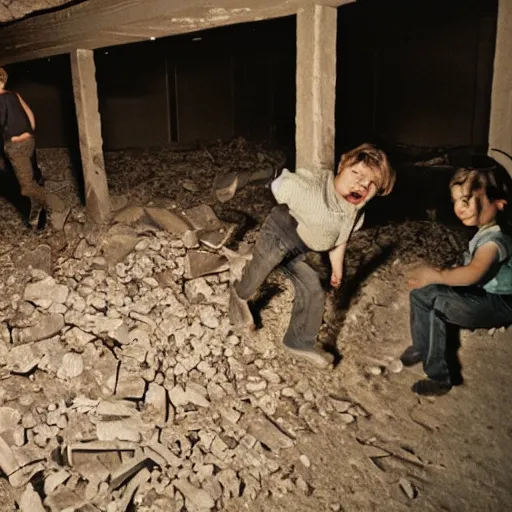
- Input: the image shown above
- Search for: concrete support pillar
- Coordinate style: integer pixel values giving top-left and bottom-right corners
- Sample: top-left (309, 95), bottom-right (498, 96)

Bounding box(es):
top-left (70, 49), bottom-right (110, 222)
top-left (296, 4), bottom-right (337, 171)
top-left (488, 0), bottom-right (512, 175)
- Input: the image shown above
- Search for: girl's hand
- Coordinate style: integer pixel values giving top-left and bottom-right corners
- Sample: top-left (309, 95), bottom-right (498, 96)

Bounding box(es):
top-left (408, 264), bottom-right (442, 289)
top-left (330, 272), bottom-right (342, 289)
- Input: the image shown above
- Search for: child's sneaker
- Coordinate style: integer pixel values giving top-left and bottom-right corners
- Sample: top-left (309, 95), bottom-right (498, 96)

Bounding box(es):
top-left (411, 378), bottom-right (452, 396)
top-left (228, 287), bottom-right (255, 330)
top-left (399, 346), bottom-right (423, 367)
top-left (283, 341), bottom-right (333, 368)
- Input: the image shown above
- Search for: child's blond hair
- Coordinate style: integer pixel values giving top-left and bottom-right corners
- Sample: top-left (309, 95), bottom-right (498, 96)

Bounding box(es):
top-left (337, 143), bottom-right (395, 196)
top-left (0, 68), bottom-right (7, 87)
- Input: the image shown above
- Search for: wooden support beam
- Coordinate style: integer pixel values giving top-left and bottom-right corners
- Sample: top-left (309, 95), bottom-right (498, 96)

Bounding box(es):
top-left (70, 49), bottom-right (110, 223)
top-left (0, 0), bottom-right (354, 66)
top-left (296, 4), bottom-right (337, 171)
top-left (488, 0), bottom-right (512, 176)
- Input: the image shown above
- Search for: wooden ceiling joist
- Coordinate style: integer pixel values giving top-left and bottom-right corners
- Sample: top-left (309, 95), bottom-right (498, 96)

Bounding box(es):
top-left (0, 0), bottom-right (352, 65)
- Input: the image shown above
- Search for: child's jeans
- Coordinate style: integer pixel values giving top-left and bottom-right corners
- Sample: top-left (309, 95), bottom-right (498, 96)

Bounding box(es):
top-left (235, 204), bottom-right (325, 350)
top-left (4, 137), bottom-right (46, 207)
top-left (410, 284), bottom-right (512, 383)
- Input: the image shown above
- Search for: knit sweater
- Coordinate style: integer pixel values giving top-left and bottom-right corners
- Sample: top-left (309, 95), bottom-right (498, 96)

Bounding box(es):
top-left (271, 167), bottom-right (363, 251)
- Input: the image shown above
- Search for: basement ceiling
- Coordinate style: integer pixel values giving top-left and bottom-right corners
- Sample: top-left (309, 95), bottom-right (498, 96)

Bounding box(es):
top-left (0, 0), bottom-right (351, 66)
top-left (0, 0), bottom-right (85, 24)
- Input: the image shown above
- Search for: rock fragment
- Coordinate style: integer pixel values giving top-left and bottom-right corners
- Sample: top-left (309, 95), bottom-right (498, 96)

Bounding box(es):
top-left (246, 414), bottom-right (294, 452)
top-left (12, 314), bottom-right (65, 345)
top-left (399, 477), bottom-right (418, 499)
top-left (18, 482), bottom-right (46, 512)
top-left (174, 478), bottom-right (215, 511)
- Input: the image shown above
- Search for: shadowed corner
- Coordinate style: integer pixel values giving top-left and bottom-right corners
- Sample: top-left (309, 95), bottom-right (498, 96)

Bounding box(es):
top-left (446, 323), bottom-right (464, 386)
top-left (249, 284), bottom-right (283, 330)
top-left (323, 242), bottom-right (396, 367)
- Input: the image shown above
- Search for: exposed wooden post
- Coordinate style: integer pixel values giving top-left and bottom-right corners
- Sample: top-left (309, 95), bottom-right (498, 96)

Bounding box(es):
top-left (70, 49), bottom-right (110, 223)
top-left (296, 4), bottom-right (337, 171)
top-left (488, 0), bottom-right (512, 176)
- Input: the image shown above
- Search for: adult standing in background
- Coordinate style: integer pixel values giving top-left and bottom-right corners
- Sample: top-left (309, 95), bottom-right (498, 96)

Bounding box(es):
top-left (0, 67), bottom-right (46, 228)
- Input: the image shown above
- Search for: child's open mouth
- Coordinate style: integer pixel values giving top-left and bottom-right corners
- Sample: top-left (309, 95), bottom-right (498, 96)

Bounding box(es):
top-left (345, 190), bottom-right (366, 204)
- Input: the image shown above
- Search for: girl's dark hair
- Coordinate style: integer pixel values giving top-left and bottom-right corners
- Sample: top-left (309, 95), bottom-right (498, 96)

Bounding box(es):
top-left (450, 165), bottom-right (512, 231)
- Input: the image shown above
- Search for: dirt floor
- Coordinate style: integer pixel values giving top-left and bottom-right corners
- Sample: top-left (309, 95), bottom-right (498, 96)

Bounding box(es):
top-left (0, 140), bottom-right (511, 511)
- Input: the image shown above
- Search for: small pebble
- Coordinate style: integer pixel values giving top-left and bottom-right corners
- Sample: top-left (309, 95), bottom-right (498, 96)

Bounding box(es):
top-left (387, 360), bottom-right (404, 374)
top-left (299, 454), bottom-right (311, 468)
top-left (399, 477), bottom-right (417, 499)
top-left (338, 413), bottom-right (355, 425)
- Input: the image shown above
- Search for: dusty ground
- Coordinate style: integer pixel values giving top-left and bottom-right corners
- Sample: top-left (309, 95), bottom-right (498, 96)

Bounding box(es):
top-left (0, 140), bottom-right (511, 511)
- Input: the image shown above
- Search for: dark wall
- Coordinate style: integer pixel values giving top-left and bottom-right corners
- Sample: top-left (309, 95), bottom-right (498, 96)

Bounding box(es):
top-left (5, 56), bottom-right (77, 149)
top-left (336, 0), bottom-right (497, 150)
top-left (96, 45), bottom-right (169, 148)
top-left (4, 0), bottom-right (497, 152)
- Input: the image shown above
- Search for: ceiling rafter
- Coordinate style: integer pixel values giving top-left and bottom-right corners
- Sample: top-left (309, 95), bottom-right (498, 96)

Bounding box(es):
top-left (0, 0), bottom-right (353, 65)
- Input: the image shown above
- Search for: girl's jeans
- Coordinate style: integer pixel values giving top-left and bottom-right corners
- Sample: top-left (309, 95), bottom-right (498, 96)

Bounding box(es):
top-left (235, 204), bottom-right (325, 350)
top-left (410, 284), bottom-right (512, 382)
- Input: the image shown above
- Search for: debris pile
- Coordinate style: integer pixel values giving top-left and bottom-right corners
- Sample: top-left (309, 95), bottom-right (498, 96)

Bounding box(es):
top-left (0, 200), bottom-right (370, 511)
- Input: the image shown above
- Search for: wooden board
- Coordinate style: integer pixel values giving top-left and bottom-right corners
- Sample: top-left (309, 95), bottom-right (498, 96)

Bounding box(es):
top-left (0, 0), bottom-right (354, 65)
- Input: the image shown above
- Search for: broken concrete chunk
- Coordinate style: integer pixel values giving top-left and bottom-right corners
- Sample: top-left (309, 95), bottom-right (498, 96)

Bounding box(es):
top-left (56, 352), bottom-right (84, 380)
top-left (12, 314), bottom-right (65, 346)
top-left (24, 276), bottom-right (69, 304)
top-left (246, 414), bottom-right (294, 452)
top-left (169, 384), bottom-right (210, 409)
top-left (217, 468), bottom-right (240, 499)
top-left (143, 442), bottom-right (181, 468)
top-left (174, 478), bottom-right (215, 511)
top-left (219, 407), bottom-right (241, 425)
top-left (109, 321), bottom-right (130, 345)
top-left (96, 399), bottom-right (138, 418)
top-left (44, 469), bottom-right (70, 496)
top-left (6, 344), bottom-right (42, 374)
top-left (181, 204), bottom-right (222, 231)
top-left (185, 251), bottom-right (229, 279)
top-left (114, 205), bottom-right (146, 225)
top-left (214, 172), bottom-right (238, 203)
top-left (220, 246), bottom-right (252, 283)
top-left (9, 461), bottom-right (45, 488)
top-left (182, 230), bottom-right (199, 249)
top-left (62, 327), bottom-right (96, 348)
top-left (43, 487), bottom-right (85, 512)
top-left (116, 368), bottom-right (146, 400)
top-left (399, 477), bottom-right (418, 499)
top-left (113, 466), bottom-right (150, 512)
top-left (144, 383), bottom-right (167, 425)
top-left (0, 322), bottom-right (10, 346)
top-left (0, 435), bottom-right (20, 476)
top-left (145, 207), bottom-right (192, 234)
top-left (198, 226), bottom-right (235, 250)
top-left (110, 454), bottom-right (154, 490)
top-left (50, 206), bottom-right (71, 231)
top-left (0, 407), bottom-right (22, 434)
top-left (13, 244), bottom-right (52, 275)
top-left (18, 482), bottom-right (46, 512)
top-left (101, 225), bottom-right (140, 265)
top-left (95, 418), bottom-right (143, 443)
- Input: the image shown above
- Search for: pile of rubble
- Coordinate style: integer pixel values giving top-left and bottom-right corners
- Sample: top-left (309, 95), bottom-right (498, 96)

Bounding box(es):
top-left (0, 200), bottom-right (369, 511)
